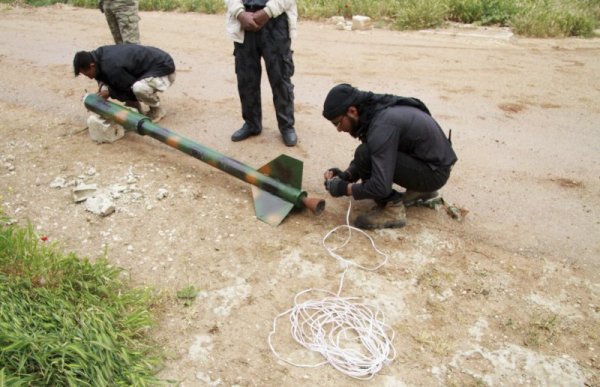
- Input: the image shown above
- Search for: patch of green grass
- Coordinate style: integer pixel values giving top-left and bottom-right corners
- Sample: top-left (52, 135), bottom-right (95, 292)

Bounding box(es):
top-left (4, 0), bottom-right (599, 40)
top-left (413, 331), bottom-right (450, 355)
top-left (393, 0), bottom-right (448, 30)
top-left (523, 312), bottom-right (560, 347)
top-left (176, 285), bottom-right (199, 306)
top-left (0, 216), bottom-right (162, 385)
top-left (512, 2), bottom-right (596, 37)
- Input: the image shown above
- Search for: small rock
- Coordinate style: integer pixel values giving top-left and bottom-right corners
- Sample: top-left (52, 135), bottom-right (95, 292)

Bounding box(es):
top-left (156, 188), bottom-right (169, 200)
top-left (352, 15), bottom-right (373, 31)
top-left (72, 183), bottom-right (98, 203)
top-left (50, 176), bottom-right (66, 188)
top-left (85, 194), bottom-right (115, 216)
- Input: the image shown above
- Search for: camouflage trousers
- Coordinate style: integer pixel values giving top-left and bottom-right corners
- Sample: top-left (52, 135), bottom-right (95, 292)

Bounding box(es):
top-left (103, 0), bottom-right (140, 44)
top-left (233, 14), bottom-right (295, 133)
top-left (132, 73), bottom-right (176, 107)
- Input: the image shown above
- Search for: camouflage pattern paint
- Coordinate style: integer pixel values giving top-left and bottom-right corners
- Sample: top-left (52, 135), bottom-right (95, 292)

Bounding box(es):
top-left (83, 94), bottom-right (324, 225)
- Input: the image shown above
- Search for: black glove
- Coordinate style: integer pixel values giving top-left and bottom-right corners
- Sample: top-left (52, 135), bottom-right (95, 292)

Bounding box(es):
top-left (98, 0), bottom-right (104, 13)
top-left (325, 177), bottom-right (349, 198)
top-left (328, 167), bottom-right (352, 181)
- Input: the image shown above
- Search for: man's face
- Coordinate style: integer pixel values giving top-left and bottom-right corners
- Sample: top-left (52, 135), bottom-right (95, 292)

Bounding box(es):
top-left (331, 114), bottom-right (349, 133)
top-left (80, 63), bottom-right (97, 79)
top-left (330, 107), bottom-right (359, 136)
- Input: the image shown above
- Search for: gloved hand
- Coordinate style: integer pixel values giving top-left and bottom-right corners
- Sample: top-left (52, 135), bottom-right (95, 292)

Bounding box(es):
top-left (324, 177), bottom-right (349, 198)
top-left (327, 167), bottom-right (351, 181)
top-left (98, 0), bottom-right (104, 13)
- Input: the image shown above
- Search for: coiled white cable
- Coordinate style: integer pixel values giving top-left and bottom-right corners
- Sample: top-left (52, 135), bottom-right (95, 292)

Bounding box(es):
top-left (268, 200), bottom-right (397, 379)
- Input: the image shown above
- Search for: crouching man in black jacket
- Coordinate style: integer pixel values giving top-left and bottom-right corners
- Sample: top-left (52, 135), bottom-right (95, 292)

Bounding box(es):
top-left (74, 44), bottom-right (175, 123)
top-left (322, 83), bottom-right (457, 230)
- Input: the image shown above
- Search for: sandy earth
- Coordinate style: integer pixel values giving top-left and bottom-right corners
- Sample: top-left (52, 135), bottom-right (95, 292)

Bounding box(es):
top-left (1, 4), bottom-right (599, 386)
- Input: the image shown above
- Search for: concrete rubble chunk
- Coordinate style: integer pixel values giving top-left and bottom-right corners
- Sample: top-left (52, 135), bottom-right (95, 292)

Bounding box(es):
top-left (87, 114), bottom-right (125, 143)
top-left (328, 16), bottom-right (345, 25)
top-left (50, 176), bottom-right (66, 188)
top-left (85, 194), bottom-right (115, 217)
top-left (352, 15), bottom-right (372, 31)
top-left (156, 188), bottom-right (169, 200)
top-left (72, 183), bottom-right (98, 203)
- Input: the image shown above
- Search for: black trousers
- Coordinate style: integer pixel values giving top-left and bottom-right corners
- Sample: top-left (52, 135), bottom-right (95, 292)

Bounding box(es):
top-left (353, 143), bottom-right (452, 193)
top-left (233, 14), bottom-right (295, 133)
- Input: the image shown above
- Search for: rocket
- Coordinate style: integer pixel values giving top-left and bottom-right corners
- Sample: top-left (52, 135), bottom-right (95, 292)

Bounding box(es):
top-left (83, 94), bottom-right (325, 226)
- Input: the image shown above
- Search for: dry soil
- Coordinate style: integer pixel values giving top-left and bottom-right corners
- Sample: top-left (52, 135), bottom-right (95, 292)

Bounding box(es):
top-left (0, 5), bottom-right (599, 386)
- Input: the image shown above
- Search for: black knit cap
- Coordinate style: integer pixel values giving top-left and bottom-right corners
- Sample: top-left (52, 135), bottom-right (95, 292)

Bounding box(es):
top-left (322, 83), bottom-right (359, 120)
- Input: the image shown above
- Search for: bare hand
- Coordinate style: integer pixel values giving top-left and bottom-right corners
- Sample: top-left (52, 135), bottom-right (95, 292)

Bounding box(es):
top-left (252, 10), bottom-right (269, 29)
top-left (98, 89), bottom-right (109, 99)
top-left (238, 11), bottom-right (259, 32)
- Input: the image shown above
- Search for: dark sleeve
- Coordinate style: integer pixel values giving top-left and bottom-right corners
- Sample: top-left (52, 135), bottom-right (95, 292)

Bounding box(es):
top-left (101, 66), bottom-right (137, 101)
top-left (345, 161), bottom-right (360, 183)
top-left (351, 117), bottom-right (399, 201)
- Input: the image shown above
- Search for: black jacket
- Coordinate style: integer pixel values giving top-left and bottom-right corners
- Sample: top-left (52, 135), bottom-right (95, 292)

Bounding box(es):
top-left (91, 44), bottom-right (175, 102)
top-left (351, 105), bottom-right (457, 200)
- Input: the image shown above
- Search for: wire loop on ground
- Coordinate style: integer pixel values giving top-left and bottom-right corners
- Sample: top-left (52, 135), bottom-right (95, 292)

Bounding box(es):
top-left (268, 200), bottom-right (397, 380)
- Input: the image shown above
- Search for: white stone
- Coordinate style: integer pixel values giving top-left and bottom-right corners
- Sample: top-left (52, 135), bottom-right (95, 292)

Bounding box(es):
top-left (72, 183), bottom-right (98, 203)
top-left (50, 176), bottom-right (66, 188)
top-left (156, 188), bottom-right (169, 200)
top-left (87, 114), bottom-right (125, 143)
top-left (352, 15), bottom-right (373, 31)
top-left (328, 16), bottom-right (345, 25)
top-left (85, 194), bottom-right (115, 216)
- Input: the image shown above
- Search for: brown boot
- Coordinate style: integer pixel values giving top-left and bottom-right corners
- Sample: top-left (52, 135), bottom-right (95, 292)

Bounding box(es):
top-left (147, 106), bottom-right (167, 123)
top-left (354, 199), bottom-right (406, 230)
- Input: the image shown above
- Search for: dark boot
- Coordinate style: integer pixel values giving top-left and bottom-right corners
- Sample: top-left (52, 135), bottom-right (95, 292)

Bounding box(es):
top-left (354, 199), bottom-right (406, 230)
top-left (281, 128), bottom-right (297, 146)
top-left (231, 123), bottom-right (261, 142)
top-left (402, 190), bottom-right (439, 207)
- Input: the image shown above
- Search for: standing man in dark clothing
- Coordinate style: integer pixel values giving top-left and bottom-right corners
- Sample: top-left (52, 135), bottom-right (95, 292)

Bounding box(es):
top-left (224, 0), bottom-right (298, 147)
top-left (322, 83), bottom-right (457, 229)
top-left (73, 44), bottom-right (176, 123)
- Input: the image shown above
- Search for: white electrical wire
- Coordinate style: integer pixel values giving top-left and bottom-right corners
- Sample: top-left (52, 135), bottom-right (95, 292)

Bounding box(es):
top-left (268, 200), bottom-right (397, 380)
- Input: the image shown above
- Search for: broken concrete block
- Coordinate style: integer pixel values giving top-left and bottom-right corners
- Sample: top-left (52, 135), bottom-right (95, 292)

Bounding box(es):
top-left (352, 15), bottom-right (373, 31)
top-left (85, 194), bottom-right (115, 217)
top-left (72, 183), bottom-right (98, 203)
top-left (87, 114), bottom-right (125, 143)
top-left (328, 16), bottom-right (345, 25)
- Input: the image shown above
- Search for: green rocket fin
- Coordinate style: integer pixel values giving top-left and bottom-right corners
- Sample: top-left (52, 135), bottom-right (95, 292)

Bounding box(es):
top-left (251, 186), bottom-right (295, 226)
top-left (251, 155), bottom-right (303, 225)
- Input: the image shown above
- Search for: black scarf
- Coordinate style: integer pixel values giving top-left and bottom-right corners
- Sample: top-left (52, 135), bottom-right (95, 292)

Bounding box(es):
top-left (354, 91), bottom-right (431, 141)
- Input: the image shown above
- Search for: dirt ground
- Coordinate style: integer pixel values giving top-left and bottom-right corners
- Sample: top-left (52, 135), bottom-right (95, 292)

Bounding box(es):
top-left (1, 4), bottom-right (599, 386)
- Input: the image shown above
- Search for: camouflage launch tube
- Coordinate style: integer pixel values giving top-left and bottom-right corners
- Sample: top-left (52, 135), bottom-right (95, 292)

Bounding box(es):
top-left (83, 94), bottom-right (325, 225)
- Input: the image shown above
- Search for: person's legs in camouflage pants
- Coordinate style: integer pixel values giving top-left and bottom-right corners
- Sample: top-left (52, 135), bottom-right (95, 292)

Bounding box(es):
top-left (132, 73), bottom-right (175, 122)
top-left (103, 0), bottom-right (140, 44)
